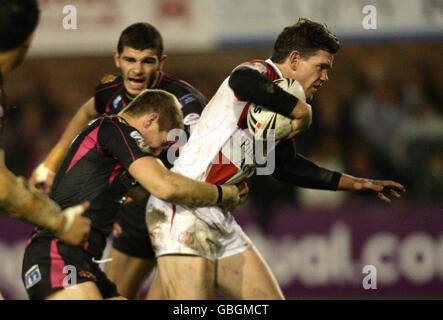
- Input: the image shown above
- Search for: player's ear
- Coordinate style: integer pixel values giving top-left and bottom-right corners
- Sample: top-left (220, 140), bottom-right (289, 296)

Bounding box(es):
top-left (145, 112), bottom-right (160, 127)
top-left (288, 50), bottom-right (301, 71)
top-left (113, 50), bottom-right (120, 68)
top-left (159, 55), bottom-right (167, 70)
top-left (23, 33), bottom-right (35, 48)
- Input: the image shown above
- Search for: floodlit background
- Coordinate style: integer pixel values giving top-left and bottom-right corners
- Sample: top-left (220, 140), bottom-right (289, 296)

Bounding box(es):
top-left (1, 0), bottom-right (442, 299)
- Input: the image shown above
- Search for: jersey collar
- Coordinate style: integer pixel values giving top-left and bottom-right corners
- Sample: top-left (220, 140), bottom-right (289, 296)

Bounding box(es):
top-left (265, 58), bottom-right (283, 79)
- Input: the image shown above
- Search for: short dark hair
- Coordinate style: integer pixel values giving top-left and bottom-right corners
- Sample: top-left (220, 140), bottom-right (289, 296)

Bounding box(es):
top-left (120, 89), bottom-right (183, 131)
top-left (117, 23), bottom-right (164, 58)
top-left (0, 0), bottom-right (40, 51)
top-left (271, 18), bottom-right (340, 63)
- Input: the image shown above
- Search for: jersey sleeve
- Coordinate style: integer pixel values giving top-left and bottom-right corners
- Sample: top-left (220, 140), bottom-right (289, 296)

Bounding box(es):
top-left (228, 64), bottom-right (298, 117)
top-left (94, 74), bottom-right (121, 114)
top-left (237, 60), bottom-right (276, 80)
top-left (97, 118), bottom-right (153, 169)
top-left (272, 139), bottom-right (342, 190)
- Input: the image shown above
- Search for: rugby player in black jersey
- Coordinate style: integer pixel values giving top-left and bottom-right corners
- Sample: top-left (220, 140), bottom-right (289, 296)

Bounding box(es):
top-left (29, 23), bottom-right (208, 299)
top-left (0, 0), bottom-right (91, 300)
top-left (22, 89), bottom-right (244, 300)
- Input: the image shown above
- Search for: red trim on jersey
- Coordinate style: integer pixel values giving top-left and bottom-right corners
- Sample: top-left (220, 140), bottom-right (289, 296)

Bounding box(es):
top-left (234, 92), bottom-right (245, 102)
top-left (205, 152), bottom-right (239, 185)
top-left (25, 227), bottom-right (41, 248)
top-left (83, 239), bottom-right (89, 251)
top-left (95, 81), bottom-right (123, 94)
top-left (237, 101), bottom-right (251, 129)
top-left (50, 239), bottom-right (66, 288)
top-left (109, 163), bottom-right (124, 185)
top-left (170, 204), bottom-right (177, 232)
top-left (122, 98), bottom-right (128, 109)
top-left (65, 127), bottom-right (100, 174)
top-left (155, 72), bottom-right (164, 88)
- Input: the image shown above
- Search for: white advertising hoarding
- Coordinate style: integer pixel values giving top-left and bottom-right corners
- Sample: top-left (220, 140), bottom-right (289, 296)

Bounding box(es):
top-left (29, 0), bottom-right (442, 56)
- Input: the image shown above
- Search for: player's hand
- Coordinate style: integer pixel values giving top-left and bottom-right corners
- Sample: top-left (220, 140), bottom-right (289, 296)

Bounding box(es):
top-left (219, 185), bottom-right (241, 212)
top-left (352, 179), bottom-right (406, 203)
top-left (29, 162), bottom-right (56, 195)
top-left (57, 202), bottom-right (91, 246)
top-left (288, 100), bottom-right (312, 138)
top-left (237, 181), bottom-right (249, 205)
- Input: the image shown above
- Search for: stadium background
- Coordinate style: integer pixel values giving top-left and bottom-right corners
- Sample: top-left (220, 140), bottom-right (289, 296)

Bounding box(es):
top-left (0, 0), bottom-right (442, 299)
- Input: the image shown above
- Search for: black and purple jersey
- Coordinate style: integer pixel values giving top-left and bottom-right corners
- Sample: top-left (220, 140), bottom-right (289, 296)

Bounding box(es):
top-left (30, 115), bottom-right (153, 258)
top-left (94, 72), bottom-right (207, 137)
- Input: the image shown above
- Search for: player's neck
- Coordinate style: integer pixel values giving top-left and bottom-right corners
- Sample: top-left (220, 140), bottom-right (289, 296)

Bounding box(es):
top-left (273, 61), bottom-right (292, 79)
top-left (148, 70), bottom-right (161, 89)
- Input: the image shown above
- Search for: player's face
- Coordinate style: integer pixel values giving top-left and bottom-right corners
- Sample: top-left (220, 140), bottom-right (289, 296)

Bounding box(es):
top-left (143, 121), bottom-right (172, 157)
top-left (291, 50), bottom-right (333, 100)
top-left (114, 46), bottom-right (166, 97)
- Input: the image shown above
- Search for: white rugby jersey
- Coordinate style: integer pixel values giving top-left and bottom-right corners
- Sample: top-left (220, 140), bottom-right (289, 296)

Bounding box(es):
top-left (171, 59), bottom-right (283, 185)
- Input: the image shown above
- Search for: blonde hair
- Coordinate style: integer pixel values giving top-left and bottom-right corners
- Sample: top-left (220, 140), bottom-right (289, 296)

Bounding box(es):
top-left (119, 89), bottom-right (183, 131)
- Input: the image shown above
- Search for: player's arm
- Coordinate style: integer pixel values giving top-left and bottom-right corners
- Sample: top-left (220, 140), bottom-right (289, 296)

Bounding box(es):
top-left (128, 156), bottom-right (241, 211)
top-left (0, 149), bottom-right (91, 245)
top-left (29, 97), bottom-right (99, 192)
top-left (229, 66), bottom-right (312, 131)
top-left (272, 140), bottom-right (405, 202)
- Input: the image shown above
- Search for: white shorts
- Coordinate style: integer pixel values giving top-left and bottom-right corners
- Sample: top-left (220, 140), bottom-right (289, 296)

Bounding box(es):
top-left (145, 195), bottom-right (252, 261)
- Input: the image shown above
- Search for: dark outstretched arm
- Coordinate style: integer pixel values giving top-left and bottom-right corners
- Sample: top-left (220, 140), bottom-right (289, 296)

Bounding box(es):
top-left (271, 139), bottom-right (341, 190)
top-left (271, 140), bottom-right (406, 203)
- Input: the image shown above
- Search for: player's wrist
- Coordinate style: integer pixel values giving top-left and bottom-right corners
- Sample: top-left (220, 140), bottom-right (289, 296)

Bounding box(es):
top-left (55, 204), bottom-right (87, 237)
top-left (35, 162), bottom-right (55, 182)
top-left (52, 213), bottom-right (67, 235)
top-left (216, 185), bottom-right (223, 205)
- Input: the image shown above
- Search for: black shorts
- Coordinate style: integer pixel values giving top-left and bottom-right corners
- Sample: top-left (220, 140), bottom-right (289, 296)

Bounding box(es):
top-left (22, 236), bottom-right (120, 300)
top-left (111, 203), bottom-right (155, 259)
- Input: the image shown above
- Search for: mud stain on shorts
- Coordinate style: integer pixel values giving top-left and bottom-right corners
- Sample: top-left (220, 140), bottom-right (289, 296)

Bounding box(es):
top-left (146, 208), bottom-right (167, 228)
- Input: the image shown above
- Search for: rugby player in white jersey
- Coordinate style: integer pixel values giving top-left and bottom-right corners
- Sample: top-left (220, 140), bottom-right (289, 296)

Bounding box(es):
top-left (146, 18), bottom-right (406, 299)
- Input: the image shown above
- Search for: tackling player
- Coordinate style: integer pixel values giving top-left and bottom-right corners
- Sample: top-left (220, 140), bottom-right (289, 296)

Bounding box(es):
top-left (0, 0), bottom-right (91, 290)
top-left (146, 18), bottom-right (406, 299)
top-left (29, 23), bottom-right (208, 299)
top-left (21, 89), bottom-right (244, 300)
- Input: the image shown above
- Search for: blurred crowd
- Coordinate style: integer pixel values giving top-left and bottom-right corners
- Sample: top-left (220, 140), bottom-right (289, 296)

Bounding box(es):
top-left (3, 43), bottom-right (442, 232)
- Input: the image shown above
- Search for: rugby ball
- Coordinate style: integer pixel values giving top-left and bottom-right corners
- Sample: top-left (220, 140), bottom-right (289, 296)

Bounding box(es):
top-left (247, 78), bottom-right (306, 141)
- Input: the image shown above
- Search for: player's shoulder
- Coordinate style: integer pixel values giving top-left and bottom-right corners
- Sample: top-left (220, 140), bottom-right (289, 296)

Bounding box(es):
top-left (97, 115), bottom-right (132, 138)
top-left (95, 73), bottom-right (123, 92)
top-left (101, 114), bottom-right (129, 127)
top-left (158, 73), bottom-right (207, 107)
top-left (237, 59), bottom-right (272, 75)
top-left (159, 73), bottom-right (204, 97)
